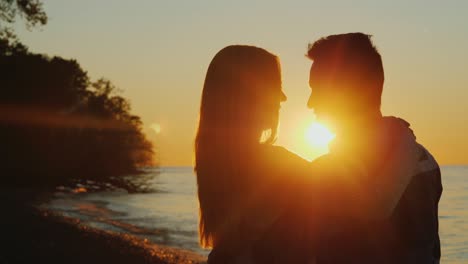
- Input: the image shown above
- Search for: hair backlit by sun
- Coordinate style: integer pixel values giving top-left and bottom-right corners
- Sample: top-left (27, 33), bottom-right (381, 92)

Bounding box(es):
top-left (305, 122), bottom-right (335, 148)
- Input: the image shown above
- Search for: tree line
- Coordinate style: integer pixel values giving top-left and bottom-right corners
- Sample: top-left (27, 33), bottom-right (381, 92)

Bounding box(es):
top-left (0, 0), bottom-right (155, 192)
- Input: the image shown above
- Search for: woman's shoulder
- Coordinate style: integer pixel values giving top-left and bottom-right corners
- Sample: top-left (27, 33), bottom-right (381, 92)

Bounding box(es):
top-left (258, 145), bottom-right (311, 176)
top-left (263, 145), bottom-right (309, 163)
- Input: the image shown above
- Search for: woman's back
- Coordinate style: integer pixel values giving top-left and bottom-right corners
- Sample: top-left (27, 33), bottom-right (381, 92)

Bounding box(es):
top-left (205, 145), bottom-right (311, 264)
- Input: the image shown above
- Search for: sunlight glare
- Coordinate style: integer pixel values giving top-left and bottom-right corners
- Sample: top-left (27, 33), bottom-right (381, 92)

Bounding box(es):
top-left (305, 122), bottom-right (335, 148)
top-left (150, 123), bottom-right (161, 134)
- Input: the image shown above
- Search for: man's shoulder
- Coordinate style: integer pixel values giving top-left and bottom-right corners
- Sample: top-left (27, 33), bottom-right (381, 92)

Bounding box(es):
top-left (382, 116), bottom-right (440, 173)
top-left (414, 143), bottom-right (440, 174)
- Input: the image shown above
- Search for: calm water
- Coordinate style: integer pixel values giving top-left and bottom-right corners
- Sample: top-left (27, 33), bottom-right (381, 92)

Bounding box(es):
top-left (45, 166), bottom-right (468, 262)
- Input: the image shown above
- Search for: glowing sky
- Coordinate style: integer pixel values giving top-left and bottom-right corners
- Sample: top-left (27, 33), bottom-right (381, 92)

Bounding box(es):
top-left (15, 0), bottom-right (468, 165)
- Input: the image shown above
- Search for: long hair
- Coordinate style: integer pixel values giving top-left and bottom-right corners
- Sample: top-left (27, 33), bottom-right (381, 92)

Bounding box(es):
top-left (195, 45), bottom-right (282, 248)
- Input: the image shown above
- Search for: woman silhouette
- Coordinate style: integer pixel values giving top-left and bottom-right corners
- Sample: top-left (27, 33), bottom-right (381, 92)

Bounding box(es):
top-left (195, 45), bottom-right (303, 262)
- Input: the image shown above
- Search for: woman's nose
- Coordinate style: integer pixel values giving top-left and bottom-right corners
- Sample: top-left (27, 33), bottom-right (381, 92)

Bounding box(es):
top-left (281, 91), bottom-right (287, 102)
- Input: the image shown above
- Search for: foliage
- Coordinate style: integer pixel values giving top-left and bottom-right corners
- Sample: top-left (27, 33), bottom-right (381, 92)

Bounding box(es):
top-left (0, 45), bottom-right (154, 192)
top-left (0, 0), bottom-right (47, 46)
top-left (0, 0), bottom-right (47, 27)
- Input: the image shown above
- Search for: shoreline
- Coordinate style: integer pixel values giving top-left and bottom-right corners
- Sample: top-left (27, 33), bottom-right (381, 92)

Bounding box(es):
top-left (2, 202), bottom-right (207, 264)
top-left (43, 186), bottom-right (209, 257)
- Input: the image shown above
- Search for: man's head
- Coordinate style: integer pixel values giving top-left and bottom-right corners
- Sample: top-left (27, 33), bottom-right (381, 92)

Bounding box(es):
top-left (307, 33), bottom-right (384, 130)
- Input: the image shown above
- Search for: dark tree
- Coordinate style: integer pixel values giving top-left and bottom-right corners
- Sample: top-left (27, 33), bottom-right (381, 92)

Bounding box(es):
top-left (0, 46), bottom-right (154, 192)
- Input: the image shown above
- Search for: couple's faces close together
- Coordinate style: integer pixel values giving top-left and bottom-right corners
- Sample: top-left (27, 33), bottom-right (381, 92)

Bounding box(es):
top-left (200, 44), bottom-right (360, 146)
top-left (267, 61), bottom-right (346, 133)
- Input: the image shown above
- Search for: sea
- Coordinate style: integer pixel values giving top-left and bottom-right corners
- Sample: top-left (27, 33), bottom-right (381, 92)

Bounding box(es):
top-left (44, 166), bottom-right (468, 263)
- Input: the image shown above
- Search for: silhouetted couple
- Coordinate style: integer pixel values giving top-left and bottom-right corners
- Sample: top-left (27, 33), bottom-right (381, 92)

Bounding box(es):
top-left (195, 33), bottom-right (442, 264)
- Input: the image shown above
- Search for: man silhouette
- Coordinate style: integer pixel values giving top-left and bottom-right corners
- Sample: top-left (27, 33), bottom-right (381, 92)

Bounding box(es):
top-left (251, 33), bottom-right (442, 264)
top-left (306, 32), bottom-right (442, 263)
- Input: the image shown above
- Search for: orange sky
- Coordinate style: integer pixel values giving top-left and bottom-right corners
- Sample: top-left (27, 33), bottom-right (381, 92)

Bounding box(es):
top-left (16, 0), bottom-right (468, 165)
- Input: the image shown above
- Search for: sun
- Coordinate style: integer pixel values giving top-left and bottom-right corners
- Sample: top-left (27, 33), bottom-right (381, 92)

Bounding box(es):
top-left (305, 122), bottom-right (335, 148)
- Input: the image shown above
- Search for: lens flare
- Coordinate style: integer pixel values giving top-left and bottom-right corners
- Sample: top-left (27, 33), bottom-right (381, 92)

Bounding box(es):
top-left (150, 123), bottom-right (161, 134)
